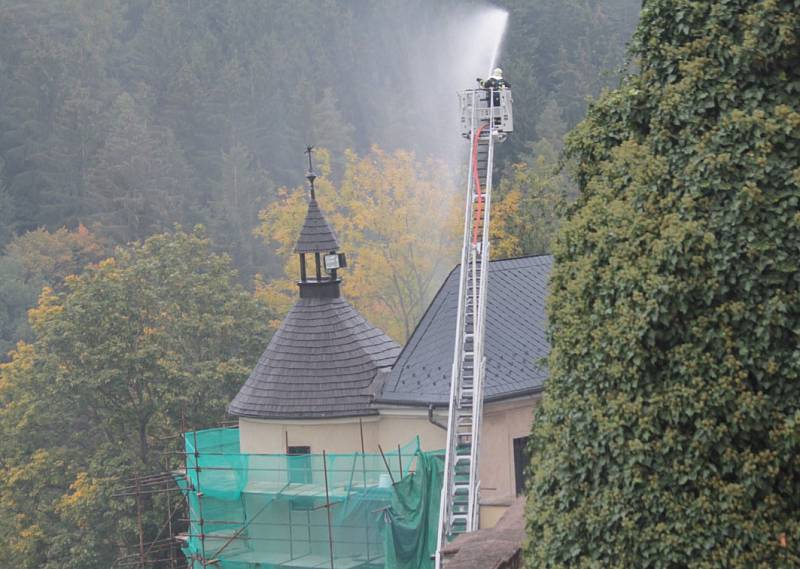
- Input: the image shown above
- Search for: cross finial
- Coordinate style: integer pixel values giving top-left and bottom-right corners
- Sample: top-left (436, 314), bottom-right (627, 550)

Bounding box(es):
top-left (305, 145), bottom-right (317, 200)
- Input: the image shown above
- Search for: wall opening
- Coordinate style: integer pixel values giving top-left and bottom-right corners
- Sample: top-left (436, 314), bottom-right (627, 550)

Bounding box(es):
top-left (513, 436), bottom-right (531, 496)
top-left (288, 445), bottom-right (312, 484)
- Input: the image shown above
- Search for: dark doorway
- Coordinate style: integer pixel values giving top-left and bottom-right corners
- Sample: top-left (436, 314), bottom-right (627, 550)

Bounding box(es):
top-left (513, 436), bottom-right (531, 495)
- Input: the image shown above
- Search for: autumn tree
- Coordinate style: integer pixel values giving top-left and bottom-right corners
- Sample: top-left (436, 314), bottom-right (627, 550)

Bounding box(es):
top-left (0, 228), bottom-right (271, 569)
top-left (257, 147), bottom-right (460, 341)
top-left (0, 226), bottom-right (106, 358)
top-left (527, 1), bottom-right (800, 567)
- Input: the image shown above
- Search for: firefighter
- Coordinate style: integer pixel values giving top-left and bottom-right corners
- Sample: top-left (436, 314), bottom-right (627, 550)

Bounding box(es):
top-left (478, 67), bottom-right (510, 90)
top-left (476, 68), bottom-right (510, 107)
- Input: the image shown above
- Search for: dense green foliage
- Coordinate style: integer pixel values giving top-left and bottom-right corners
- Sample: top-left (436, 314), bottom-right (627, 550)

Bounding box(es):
top-left (0, 230), bottom-right (271, 569)
top-left (527, 0), bottom-right (800, 566)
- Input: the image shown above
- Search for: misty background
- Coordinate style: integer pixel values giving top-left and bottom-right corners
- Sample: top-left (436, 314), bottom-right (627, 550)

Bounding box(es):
top-left (0, 0), bottom-right (640, 355)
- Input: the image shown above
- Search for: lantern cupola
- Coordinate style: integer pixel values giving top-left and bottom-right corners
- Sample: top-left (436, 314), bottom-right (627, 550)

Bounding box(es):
top-left (294, 146), bottom-right (346, 299)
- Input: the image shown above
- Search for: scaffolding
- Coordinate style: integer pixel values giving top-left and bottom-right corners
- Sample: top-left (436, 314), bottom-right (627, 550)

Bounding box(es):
top-left (175, 428), bottom-right (443, 569)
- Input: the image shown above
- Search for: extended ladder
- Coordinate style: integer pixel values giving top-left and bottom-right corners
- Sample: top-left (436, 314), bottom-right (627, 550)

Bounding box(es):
top-left (435, 87), bottom-right (512, 568)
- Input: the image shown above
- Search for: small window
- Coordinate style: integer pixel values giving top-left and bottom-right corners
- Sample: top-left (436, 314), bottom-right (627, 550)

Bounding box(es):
top-left (287, 446), bottom-right (312, 484)
top-left (513, 437), bottom-right (531, 496)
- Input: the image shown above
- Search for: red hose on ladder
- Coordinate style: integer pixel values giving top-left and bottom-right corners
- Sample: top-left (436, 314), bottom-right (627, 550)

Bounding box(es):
top-left (471, 123), bottom-right (488, 245)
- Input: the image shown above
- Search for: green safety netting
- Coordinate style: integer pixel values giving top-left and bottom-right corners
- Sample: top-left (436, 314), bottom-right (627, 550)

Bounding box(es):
top-left (176, 427), bottom-right (443, 569)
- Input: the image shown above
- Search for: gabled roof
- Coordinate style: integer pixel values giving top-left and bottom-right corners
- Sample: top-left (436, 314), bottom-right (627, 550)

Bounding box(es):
top-left (229, 297), bottom-right (400, 419)
top-left (294, 198), bottom-right (339, 253)
top-left (377, 255), bottom-right (551, 406)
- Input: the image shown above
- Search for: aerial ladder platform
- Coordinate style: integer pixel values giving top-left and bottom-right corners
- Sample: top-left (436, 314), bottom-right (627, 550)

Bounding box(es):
top-left (435, 85), bottom-right (513, 568)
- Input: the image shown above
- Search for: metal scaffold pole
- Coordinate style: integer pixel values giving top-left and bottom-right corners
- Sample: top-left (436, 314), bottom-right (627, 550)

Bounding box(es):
top-left (322, 450), bottom-right (335, 569)
top-left (193, 429), bottom-right (207, 568)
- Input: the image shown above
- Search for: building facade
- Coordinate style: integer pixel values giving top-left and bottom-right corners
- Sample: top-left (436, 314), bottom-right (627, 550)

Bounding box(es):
top-left (229, 183), bottom-right (551, 529)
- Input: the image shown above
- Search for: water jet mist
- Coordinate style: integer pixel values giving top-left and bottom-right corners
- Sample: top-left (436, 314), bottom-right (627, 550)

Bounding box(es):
top-left (346, 2), bottom-right (510, 271)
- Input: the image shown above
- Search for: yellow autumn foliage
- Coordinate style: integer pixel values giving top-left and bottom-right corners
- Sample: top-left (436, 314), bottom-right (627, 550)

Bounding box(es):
top-left (256, 147), bottom-right (461, 341)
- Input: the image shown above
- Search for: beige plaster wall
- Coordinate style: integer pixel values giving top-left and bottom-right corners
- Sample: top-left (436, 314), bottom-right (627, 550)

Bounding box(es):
top-left (376, 412), bottom-right (447, 452)
top-left (239, 416), bottom-right (379, 454)
top-left (479, 505), bottom-right (508, 530)
top-left (478, 396), bottom-right (538, 524)
top-left (239, 412), bottom-right (448, 455)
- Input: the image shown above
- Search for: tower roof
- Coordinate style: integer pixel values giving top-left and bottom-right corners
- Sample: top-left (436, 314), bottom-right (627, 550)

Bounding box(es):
top-left (294, 198), bottom-right (340, 253)
top-left (228, 297), bottom-right (400, 419)
top-left (230, 147), bottom-right (397, 420)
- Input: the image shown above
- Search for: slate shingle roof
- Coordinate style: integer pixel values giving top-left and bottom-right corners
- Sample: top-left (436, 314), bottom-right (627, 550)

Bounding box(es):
top-left (229, 296), bottom-right (400, 419)
top-left (377, 255), bottom-right (551, 406)
top-left (294, 198), bottom-right (339, 253)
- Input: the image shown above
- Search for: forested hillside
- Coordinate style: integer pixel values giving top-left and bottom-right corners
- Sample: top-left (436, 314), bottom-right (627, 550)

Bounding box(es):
top-left (0, 2), bottom-right (640, 566)
top-left (0, 0), bottom-right (638, 251)
top-left (0, 0), bottom-right (639, 357)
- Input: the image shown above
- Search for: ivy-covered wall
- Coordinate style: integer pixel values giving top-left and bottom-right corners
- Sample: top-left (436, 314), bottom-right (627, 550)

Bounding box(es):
top-left (526, 1), bottom-right (800, 567)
